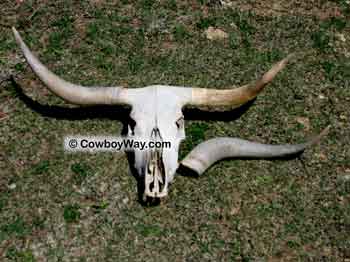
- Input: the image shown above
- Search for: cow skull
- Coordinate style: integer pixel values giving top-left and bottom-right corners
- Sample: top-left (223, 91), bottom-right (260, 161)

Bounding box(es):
top-left (13, 28), bottom-right (328, 200)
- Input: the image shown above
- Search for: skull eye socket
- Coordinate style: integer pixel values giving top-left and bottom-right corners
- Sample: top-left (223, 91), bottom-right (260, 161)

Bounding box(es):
top-left (128, 117), bottom-right (136, 136)
top-left (175, 117), bottom-right (184, 129)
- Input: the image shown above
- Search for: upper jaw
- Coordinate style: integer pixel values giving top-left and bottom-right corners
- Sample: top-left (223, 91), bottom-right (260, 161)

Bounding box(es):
top-left (144, 153), bottom-right (168, 198)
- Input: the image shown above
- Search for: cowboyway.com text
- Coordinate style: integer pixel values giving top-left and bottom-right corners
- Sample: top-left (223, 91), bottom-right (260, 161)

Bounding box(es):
top-left (64, 136), bottom-right (172, 152)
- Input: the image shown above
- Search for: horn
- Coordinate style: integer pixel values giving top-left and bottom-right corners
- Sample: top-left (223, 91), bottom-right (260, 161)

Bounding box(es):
top-left (13, 27), bottom-right (131, 105)
top-left (181, 126), bottom-right (330, 175)
top-left (185, 54), bottom-right (293, 108)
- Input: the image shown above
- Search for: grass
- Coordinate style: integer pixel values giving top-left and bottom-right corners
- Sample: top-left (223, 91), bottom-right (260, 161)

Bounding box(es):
top-left (0, 0), bottom-right (350, 261)
top-left (63, 204), bottom-right (81, 223)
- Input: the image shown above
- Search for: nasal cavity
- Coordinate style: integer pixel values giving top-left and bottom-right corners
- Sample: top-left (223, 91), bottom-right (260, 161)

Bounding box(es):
top-left (151, 127), bottom-right (163, 142)
top-left (145, 152), bottom-right (166, 195)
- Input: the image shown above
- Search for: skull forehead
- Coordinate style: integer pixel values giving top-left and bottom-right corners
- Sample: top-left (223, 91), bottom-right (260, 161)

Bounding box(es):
top-left (130, 85), bottom-right (184, 120)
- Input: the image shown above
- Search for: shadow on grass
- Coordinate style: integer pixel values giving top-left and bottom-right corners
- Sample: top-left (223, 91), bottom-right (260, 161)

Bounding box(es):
top-left (9, 76), bottom-right (132, 122)
top-left (10, 76), bottom-right (256, 123)
top-left (183, 100), bottom-right (255, 122)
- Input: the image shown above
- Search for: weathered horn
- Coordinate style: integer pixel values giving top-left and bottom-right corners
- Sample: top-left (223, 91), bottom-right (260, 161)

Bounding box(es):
top-left (181, 126), bottom-right (330, 175)
top-left (12, 27), bottom-right (131, 105)
top-left (186, 54), bottom-right (293, 108)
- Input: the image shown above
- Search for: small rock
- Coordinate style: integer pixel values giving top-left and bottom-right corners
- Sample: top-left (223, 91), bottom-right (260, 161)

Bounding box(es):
top-left (230, 22), bottom-right (238, 30)
top-left (99, 182), bottom-right (108, 192)
top-left (230, 206), bottom-right (240, 215)
top-left (220, 0), bottom-right (233, 7)
top-left (317, 153), bottom-right (327, 161)
top-left (323, 246), bottom-right (332, 256)
top-left (296, 117), bottom-right (311, 131)
top-left (122, 197), bottom-right (129, 204)
top-left (343, 175), bottom-right (350, 181)
top-left (8, 183), bottom-right (16, 189)
top-left (335, 33), bottom-right (346, 42)
top-left (340, 114), bottom-right (348, 120)
top-left (272, 2), bottom-right (283, 10)
top-left (204, 27), bottom-right (228, 41)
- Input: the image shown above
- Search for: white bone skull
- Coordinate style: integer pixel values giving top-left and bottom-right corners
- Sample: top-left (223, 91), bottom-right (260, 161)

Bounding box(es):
top-left (13, 28), bottom-right (328, 200)
top-left (125, 86), bottom-right (188, 197)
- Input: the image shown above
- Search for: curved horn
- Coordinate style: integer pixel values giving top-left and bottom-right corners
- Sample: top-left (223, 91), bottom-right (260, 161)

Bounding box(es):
top-left (185, 54), bottom-right (293, 108)
top-left (180, 126), bottom-right (329, 175)
top-left (12, 27), bottom-right (130, 105)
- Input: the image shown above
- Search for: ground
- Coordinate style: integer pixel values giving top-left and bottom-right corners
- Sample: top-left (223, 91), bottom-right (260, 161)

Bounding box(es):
top-left (0, 0), bottom-right (349, 261)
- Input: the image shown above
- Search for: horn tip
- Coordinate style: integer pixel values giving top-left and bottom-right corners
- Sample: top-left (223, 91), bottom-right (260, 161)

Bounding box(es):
top-left (12, 27), bottom-right (22, 44)
top-left (280, 53), bottom-right (295, 67)
top-left (12, 27), bottom-right (18, 36)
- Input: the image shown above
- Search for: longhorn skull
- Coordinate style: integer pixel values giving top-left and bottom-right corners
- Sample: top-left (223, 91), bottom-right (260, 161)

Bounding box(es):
top-left (13, 28), bottom-right (328, 201)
